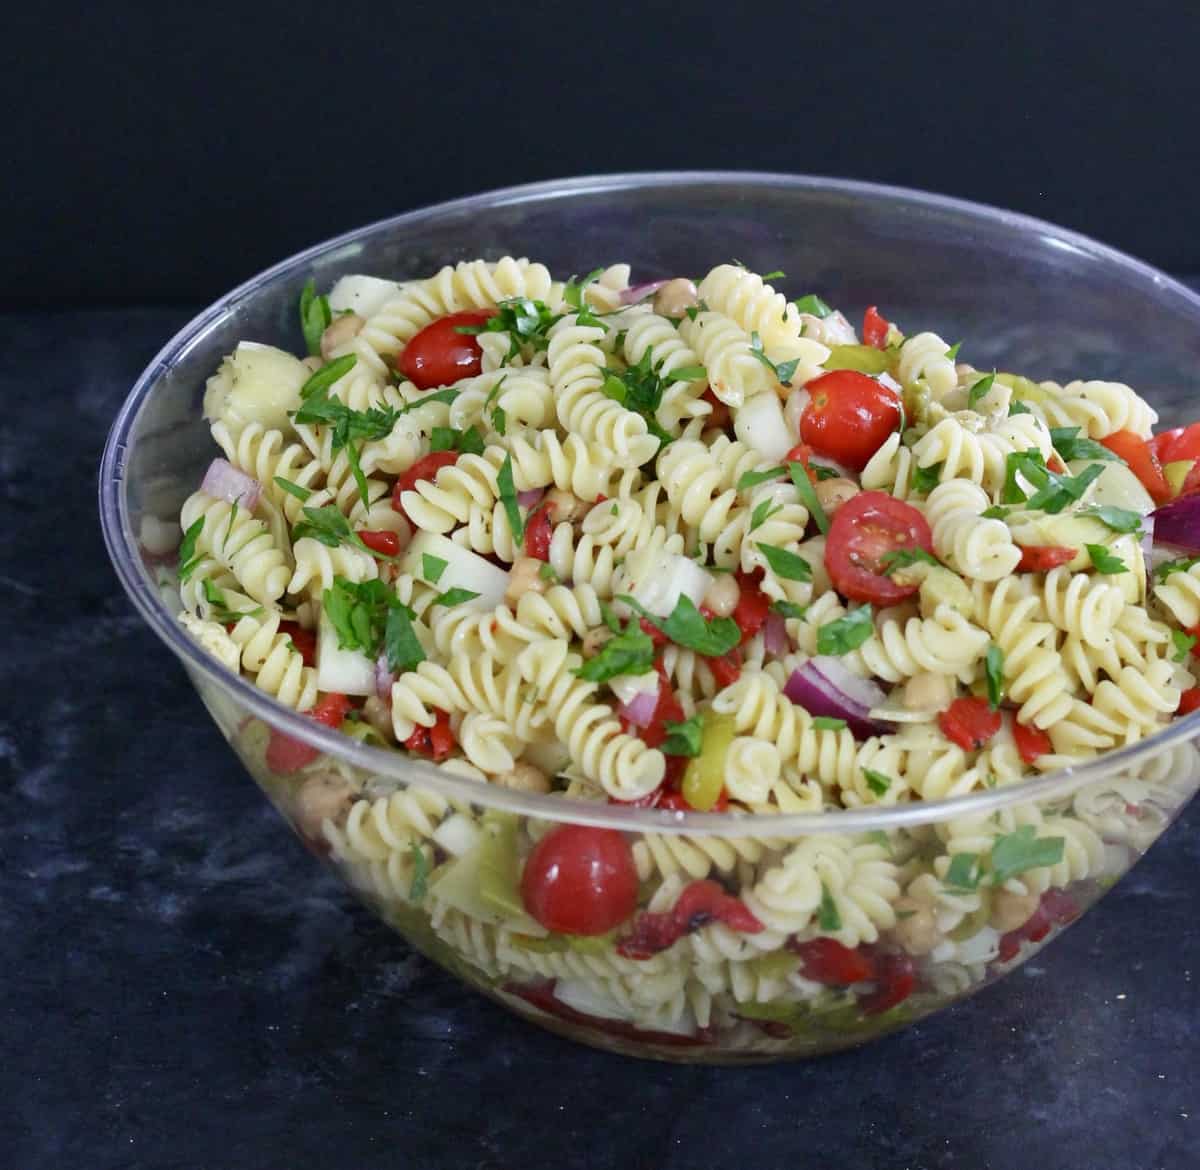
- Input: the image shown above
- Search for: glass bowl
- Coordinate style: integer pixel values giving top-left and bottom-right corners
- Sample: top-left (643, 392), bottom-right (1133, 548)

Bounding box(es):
top-left (100, 172), bottom-right (1200, 1062)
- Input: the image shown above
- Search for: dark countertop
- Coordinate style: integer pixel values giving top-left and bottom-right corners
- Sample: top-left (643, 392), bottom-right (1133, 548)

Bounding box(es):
top-left (5, 307), bottom-right (1199, 1170)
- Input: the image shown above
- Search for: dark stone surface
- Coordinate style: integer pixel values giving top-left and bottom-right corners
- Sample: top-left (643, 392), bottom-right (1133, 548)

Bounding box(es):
top-left (4, 307), bottom-right (1199, 1170)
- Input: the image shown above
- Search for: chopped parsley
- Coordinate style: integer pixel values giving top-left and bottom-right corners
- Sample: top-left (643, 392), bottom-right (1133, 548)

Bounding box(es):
top-left (748, 330), bottom-right (801, 387)
top-left (750, 499), bottom-right (783, 532)
top-left (538, 562), bottom-right (558, 583)
top-left (1172, 629), bottom-right (1196, 662)
top-left (1079, 505), bottom-right (1144, 535)
top-left (563, 267), bottom-right (605, 310)
top-left (273, 476), bottom-right (312, 503)
top-left (989, 826), bottom-right (1065, 886)
top-left (771, 600), bottom-right (808, 620)
top-left (292, 505), bottom-right (397, 561)
top-left (178, 517), bottom-right (205, 583)
top-left (811, 716), bottom-right (847, 731)
top-left (457, 297), bottom-right (562, 360)
top-left (862, 768), bottom-right (892, 797)
top-left (816, 606), bottom-right (874, 656)
top-left (1049, 426), bottom-right (1123, 464)
top-left (793, 294), bottom-right (832, 318)
top-left (1153, 554), bottom-right (1200, 582)
top-left (431, 587), bottom-right (480, 609)
top-left (298, 278), bottom-right (332, 357)
top-left (946, 341), bottom-right (963, 361)
top-left (880, 548), bottom-right (940, 575)
top-left (985, 644), bottom-right (1005, 710)
top-left (1002, 450), bottom-right (1105, 513)
top-left (1085, 544), bottom-right (1128, 574)
top-left (911, 462), bottom-right (943, 495)
top-left (761, 269), bottom-right (786, 281)
top-left (755, 543), bottom-right (812, 581)
top-left (431, 425), bottom-right (485, 455)
top-left (788, 460), bottom-right (828, 533)
top-left (422, 553), bottom-right (448, 584)
top-left (323, 576), bottom-right (424, 673)
top-left (1008, 400), bottom-right (1032, 417)
top-left (967, 371), bottom-right (996, 409)
top-left (497, 454), bottom-right (523, 545)
top-left (408, 842), bottom-right (429, 901)
top-left (737, 466), bottom-right (787, 491)
top-left (943, 852), bottom-right (981, 892)
top-left (201, 579), bottom-right (263, 624)
top-left (817, 883), bottom-right (842, 932)
top-left (619, 594), bottom-right (741, 657)
top-left (662, 713), bottom-right (704, 757)
top-left (573, 621), bottom-right (656, 683)
top-left (601, 348), bottom-right (697, 445)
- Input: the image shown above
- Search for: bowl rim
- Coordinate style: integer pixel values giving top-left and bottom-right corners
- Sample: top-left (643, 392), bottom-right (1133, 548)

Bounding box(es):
top-left (99, 169), bottom-right (1200, 837)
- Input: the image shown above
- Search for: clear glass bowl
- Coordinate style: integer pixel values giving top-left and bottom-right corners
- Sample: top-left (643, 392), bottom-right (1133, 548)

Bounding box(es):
top-left (100, 173), bottom-right (1200, 1062)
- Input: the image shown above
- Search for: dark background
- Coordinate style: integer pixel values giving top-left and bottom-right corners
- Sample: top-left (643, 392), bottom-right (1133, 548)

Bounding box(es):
top-left (8, 1), bottom-right (1200, 307)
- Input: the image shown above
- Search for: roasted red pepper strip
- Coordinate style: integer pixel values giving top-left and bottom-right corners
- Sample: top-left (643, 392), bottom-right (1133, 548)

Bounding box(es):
top-left (732, 569), bottom-right (770, 643)
top-left (861, 304), bottom-right (890, 349)
top-left (1012, 719), bottom-right (1053, 764)
top-left (938, 697), bottom-right (1002, 751)
top-left (1016, 545), bottom-right (1076, 572)
top-left (787, 937), bottom-right (876, 985)
top-left (616, 880), bottom-right (763, 959)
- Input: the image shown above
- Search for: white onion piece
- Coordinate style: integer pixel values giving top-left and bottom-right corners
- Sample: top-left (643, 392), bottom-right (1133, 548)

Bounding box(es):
top-left (878, 371), bottom-right (903, 394)
top-left (201, 458), bottom-right (262, 509)
top-left (763, 612), bottom-right (789, 656)
top-left (401, 532), bottom-right (509, 609)
top-left (622, 550), bottom-right (713, 618)
top-left (316, 612), bottom-right (376, 696)
top-left (327, 274), bottom-right (402, 318)
top-left (734, 392), bottom-right (793, 461)
top-left (433, 813), bottom-right (483, 858)
top-left (619, 279), bottom-right (669, 305)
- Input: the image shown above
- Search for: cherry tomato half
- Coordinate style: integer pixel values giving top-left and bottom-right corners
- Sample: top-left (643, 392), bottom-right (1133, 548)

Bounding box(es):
top-left (939, 697), bottom-right (1002, 751)
top-left (396, 309), bottom-right (496, 390)
top-left (1012, 719), bottom-right (1053, 764)
top-left (1178, 687), bottom-right (1200, 716)
top-left (861, 305), bottom-right (890, 349)
top-left (1099, 430), bottom-right (1171, 505)
top-left (1152, 423), bottom-right (1200, 465)
top-left (800, 369), bottom-right (901, 471)
top-left (1016, 545), bottom-right (1077, 572)
top-left (824, 491), bottom-right (934, 605)
top-left (520, 825), bottom-right (639, 936)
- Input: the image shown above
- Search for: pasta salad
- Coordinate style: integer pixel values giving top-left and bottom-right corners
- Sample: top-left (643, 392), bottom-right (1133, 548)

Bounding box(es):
top-left (163, 257), bottom-right (1200, 1051)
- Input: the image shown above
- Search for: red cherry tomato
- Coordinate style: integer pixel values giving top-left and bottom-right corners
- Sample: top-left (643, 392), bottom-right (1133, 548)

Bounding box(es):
top-left (939, 697), bottom-right (1002, 751)
top-left (520, 825), bottom-right (639, 936)
top-left (783, 442), bottom-right (818, 482)
top-left (639, 677), bottom-right (686, 749)
top-left (859, 951), bottom-right (916, 1016)
top-left (391, 451), bottom-right (460, 514)
top-left (787, 937), bottom-right (876, 985)
top-left (861, 304), bottom-right (890, 349)
top-left (523, 505), bottom-right (554, 561)
top-left (732, 569), bottom-right (770, 642)
top-left (1178, 687), bottom-right (1200, 716)
top-left (1016, 545), bottom-right (1077, 572)
top-left (1099, 430), bottom-right (1171, 504)
top-left (265, 693), bottom-right (353, 774)
top-left (824, 491), bottom-right (934, 605)
top-left (356, 529), bottom-right (400, 558)
top-left (1012, 719), bottom-right (1053, 763)
top-left (403, 709), bottom-right (455, 762)
top-left (278, 620), bottom-right (317, 667)
top-left (395, 309), bottom-right (496, 390)
top-left (800, 369), bottom-right (901, 471)
top-left (1152, 422), bottom-right (1200, 464)
top-left (703, 648), bottom-right (742, 688)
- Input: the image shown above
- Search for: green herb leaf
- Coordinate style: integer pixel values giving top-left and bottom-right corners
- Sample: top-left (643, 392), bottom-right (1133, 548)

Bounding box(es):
top-left (273, 476), bottom-right (312, 503)
top-left (1079, 505), bottom-right (1144, 535)
top-left (1153, 554), bottom-right (1200, 582)
top-left (1049, 426), bottom-right (1123, 464)
top-left (457, 297), bottom-right (562, 360)
top-left (756, 543), bottom-right (812, 581)
top-left (292, 505), bottom-right (393, 561)
top-left (866, 829), bottom-right (893, 854)
top-left (911, 462), bottom-right (943, 495)
top-left (431, 425), bottom-right (486, 455)
top-left (946, 341), bottom-right (963, 361)
top-left (988, 826), bottom-right (1065, 886)
top-left (816, 606), bottom-right (874, 656)
top-left (811, 716), bottom-right (847, 730)
top-left (944, 852), bottom-right (981, 892)
top-left (492, 407), bottom-right (507, 437)
top-left (793, 294), bottom-right (832, 318)
top-left (1085, 543), bottom-right (1128, 574)
top-left (1003, 450), bottom-right (1105, 513)
top-left (980, 505), bottom-right (1011, 520)
top-left (563, 267), bottom-right (605, 310)
top-left (384, 604), bottom-right (425, 673)
top-left (397, 386), bottom-right (460, 414)
top-left (817, 883), bottom-right (842, 932)
top-left (662, 713), bottom-right (704, 757)
top-left (771, 600), bottom-right (808, 620)
top-left (985, 644), bottom-right (1005, 710)
top-left (201, 578), bottom-right (264, 625)
top-left (761, 269), bottom-right (785, 281)
top-left (573, 622), bottom-right (656, 683)
top-left (619, 594), bottom-right (741, 657)
top-left (880, 548), bottom-right (940, 575)
top-left (664, 365), bottom-right (707, 384)
top-left (408, 842), bottom-right (429, 901)
top-left (748, 331), bottom-right (800, 386)
top-left (737, 466), bottom-right (786, 491)
top-left (538, 562), bottom-right (558, 582)
top-left (432, 587), bottom-right (480, 609)
top-left (750, 499), bottom-right (783, 532)
top-left (177, 517), bottom-right (205, 583)
top-left (298, 353), bottom-right (357, 399)
top-left (497, 454), bottom-right (523, 545)
top-left (1172, 629), bottom-right (1197, 662)
top-left (422, 553), bottom-right (447, 584)
top-left (788, 461), bottom-right (829, 533)
top-left (323, 576), bottom-right (420, 671)
top-left (862, 768), bottom-right (892, 796)
top-left (967, 371), bottom-right (996, 409)
top-left (299, 278), bottom-right (332, 357)
top-left (1008, 400), bottom-right (1032, 417)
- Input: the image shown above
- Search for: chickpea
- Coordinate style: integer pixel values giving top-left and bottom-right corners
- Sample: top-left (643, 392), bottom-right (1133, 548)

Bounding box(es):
top-left (505, 556), bottom-right (549, 605)
top-left (990, 887), bottom-right (1041, 933)
top-left (814, 476), bottom-right (859, 516)
top-left (545, 487), bottom-right (585, 523)
top-left (290, 771), bottom-right (355, 841)
top-left (362, 695), bottom-right (395, 742)
top-left (581, 626), bottom-right (610, 658)
top-left (653, 277), bottom-right (699, 318)
top-left (702, 573), bottom-right (741, 618)
top-left (903, 671), bottom-right (956, 711)
top-left (495, 762), bottom-right (552, 794)
top-left (891, 896), bottom-right (941, 956)
top-left (320, 312), bottom-right (365, 361)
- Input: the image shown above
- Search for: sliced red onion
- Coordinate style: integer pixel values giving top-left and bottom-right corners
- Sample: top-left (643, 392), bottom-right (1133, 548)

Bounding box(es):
top-left (517, 487), bottom-right (544, 509)
top-left (783, 656), bottom-right (888, 740)
top-left (1151, 495), bottom-right (1200, 553)
top-left (618, 687), bottom-right (659, 729)
top-left (374, 654), bottom-right (395, 701)
top-left (619, 279), bottom-right (669, 305)
top-left (201, 458), bottom-right (262, 509)
top-left (763, 612), bottom-right (789, 656)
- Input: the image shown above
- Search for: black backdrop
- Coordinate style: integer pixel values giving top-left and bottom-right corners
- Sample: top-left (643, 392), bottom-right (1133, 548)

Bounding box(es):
top-left (9, 1), bottom-right (1200, 306)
